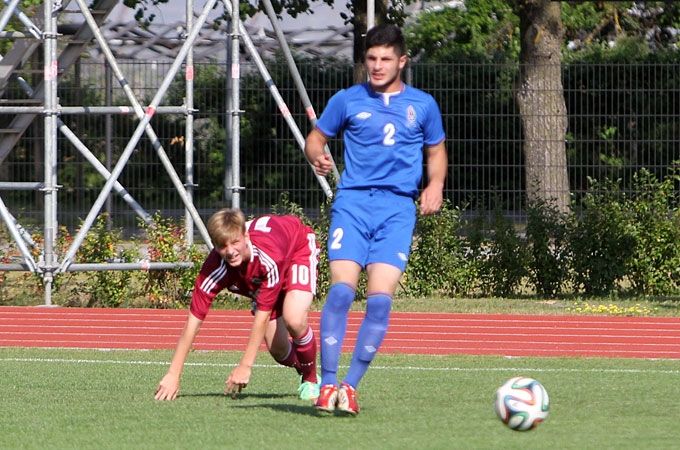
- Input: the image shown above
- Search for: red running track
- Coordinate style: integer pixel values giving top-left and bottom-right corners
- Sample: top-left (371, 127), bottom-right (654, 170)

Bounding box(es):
top-left (2, 306), bottom-right (680, 359)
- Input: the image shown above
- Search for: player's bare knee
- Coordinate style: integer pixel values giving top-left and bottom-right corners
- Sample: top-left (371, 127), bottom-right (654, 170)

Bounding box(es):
top-left (285, 318), bottom-right (308, 337)
top-left (268, 344), bottom-right (289, 361)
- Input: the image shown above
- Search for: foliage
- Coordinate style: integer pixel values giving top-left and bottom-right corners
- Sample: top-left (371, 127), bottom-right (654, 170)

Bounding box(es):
top-left (403, 201), bottom-right (475, 297)
top-left (67, 215), bottom-right (138, 307)
top-left (407, 1), bottom-right (680, 63)
top-left (568, 177), bottom-right (636, 295)
top-left (467, 208), bottom-right (528, 297)
top-left (562, 1), bottom-right (680, 52)
top-left (406, 0), bottom-right (519, 62)
top-left (138, 213), bottom-right (203, 308)
top-left (624, 168), bottom-right (680, 295)
top-left (525, 198), bottom-right (570, 297)
top-left (123, 0), bottom-right (170, 27)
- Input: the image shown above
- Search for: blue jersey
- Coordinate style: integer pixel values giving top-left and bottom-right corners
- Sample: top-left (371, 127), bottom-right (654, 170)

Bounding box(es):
top-left (316, 82), bottom-right (445, 198)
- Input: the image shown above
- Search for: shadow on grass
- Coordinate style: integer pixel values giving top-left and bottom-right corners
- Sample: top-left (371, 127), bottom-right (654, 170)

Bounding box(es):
top-left (231, 402), bottom-right (359, 418)
top-left (179, 392), bottom-right (292, 400)
top-left (161, 392), bottom-right (359, 418)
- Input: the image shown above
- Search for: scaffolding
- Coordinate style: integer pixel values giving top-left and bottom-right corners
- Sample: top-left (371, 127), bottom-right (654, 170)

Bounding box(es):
top-left (0, 0), bottom-right (336, 305)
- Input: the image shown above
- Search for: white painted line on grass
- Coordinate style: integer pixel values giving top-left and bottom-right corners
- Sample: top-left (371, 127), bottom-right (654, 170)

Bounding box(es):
top-left (2, 357), bottom-right (679, 375)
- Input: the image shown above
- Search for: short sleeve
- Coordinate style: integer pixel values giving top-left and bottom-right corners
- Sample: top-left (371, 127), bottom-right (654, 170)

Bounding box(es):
top-left (423, 96), bottom-right (446, 147)
top-left (315, 89), bottom-right (348, 138)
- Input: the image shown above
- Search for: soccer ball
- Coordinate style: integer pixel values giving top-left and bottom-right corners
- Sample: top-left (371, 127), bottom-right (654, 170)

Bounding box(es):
top-left (494, 377), bottom-right (549, 431)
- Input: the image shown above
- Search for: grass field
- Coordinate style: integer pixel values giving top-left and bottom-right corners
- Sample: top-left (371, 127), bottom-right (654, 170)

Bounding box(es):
top-left (2, 347), bottom-right (680, 449)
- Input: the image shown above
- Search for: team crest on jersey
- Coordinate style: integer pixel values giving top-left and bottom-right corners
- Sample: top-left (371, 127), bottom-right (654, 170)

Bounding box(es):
top-left (406, 105), bottom-right (416, 125)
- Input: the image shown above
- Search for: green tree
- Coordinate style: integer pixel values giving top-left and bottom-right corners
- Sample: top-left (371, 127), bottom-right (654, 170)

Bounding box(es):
top-left (513, 0), bottom-right (570, 213)
top-left (409, 1), bottom-right (570, 212)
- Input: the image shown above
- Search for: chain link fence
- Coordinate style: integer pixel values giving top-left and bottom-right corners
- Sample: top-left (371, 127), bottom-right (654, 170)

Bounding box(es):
top-left (1, 58), bottom-right (678, 235)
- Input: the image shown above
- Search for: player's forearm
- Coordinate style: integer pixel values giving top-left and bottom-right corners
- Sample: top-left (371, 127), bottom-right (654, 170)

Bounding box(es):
top-left (426, 143), bottom-right (448, 188)
top-left (238, 310), bottom-right (270, 368)
top-left (304, 129), bottom-right (327, 163)
top-left (167, 312), bottom-right (203, 376)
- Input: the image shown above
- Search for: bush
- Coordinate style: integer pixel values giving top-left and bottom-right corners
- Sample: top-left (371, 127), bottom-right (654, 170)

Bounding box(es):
top-left (467, 209), bottom-right (528, 297)
top-left (525, 199), bottom-right (571, 297)
top-left (404, 201), bottom-right (475, 297)
top-left (568, 178), bottom-right (636, 295)
top-left (624, 169), bottom-right (680, 295)
top-left (138, 213), bottom-right (203, 308)
top-left (69, 215), bottom-right (138, 307)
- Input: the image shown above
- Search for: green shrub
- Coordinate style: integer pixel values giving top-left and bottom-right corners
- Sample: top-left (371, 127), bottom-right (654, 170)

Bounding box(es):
top-left (569, 178), bottom-right (636, 295)
top-left (138, 213), bottom-right (203, 308)
top-left (624, 169), bottom-right (680, 295)
top-left (0, 226), bottom-right (10, 301)
top-left (467, 209), bottom-right (528, 297)
top-left (70, 215), bottom-right (138, 307)
top-left (404, 201), bottom-right (475, 297)
top-left (525, 199), bottom-right (571, 297)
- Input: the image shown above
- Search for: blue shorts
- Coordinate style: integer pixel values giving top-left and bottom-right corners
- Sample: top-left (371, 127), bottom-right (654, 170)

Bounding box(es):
top-left (327, 189), bottom-right (416, 272)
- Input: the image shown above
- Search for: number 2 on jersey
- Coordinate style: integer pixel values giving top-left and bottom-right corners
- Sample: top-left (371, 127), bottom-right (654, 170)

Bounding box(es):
top-left (383, 123), bottom-right (396, 146)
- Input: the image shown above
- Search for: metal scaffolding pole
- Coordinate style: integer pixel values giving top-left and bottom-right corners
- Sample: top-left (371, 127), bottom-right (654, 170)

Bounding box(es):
top-left (0, 0), bottom-right (337, 307)
top-left (220, 0), bottom-right (333, 199)
top-left (72, 0), bottom-right (212, 247)
top-left (223, 20), bottom-right (233, 206)
top-left (184, 0), bottom-right (196, 244)
top-left (0, 0), bottom-right (218, 305)
top-left (59, 0), bottom-right (220, 274)
top-left (0, 195), bottom-right (38, 272)
top-left (0, 105), bottom-right (188, 114)
top-left (42, 0), bottom-right (58, 305)
top-left (229, 0), bottom-right (242, 208)
top-left (0, 0), bottom-right (21, 32)
top-left (260, 0), bottom-right (340, 182)
top-left (0, 0), bottom-right (41, 39)
top-left (14, 76), bottom-right (153, 225)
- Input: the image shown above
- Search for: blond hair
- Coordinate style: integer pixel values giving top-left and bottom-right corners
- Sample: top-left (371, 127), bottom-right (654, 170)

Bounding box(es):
top-left (206, 208), bottom-right (246, 248)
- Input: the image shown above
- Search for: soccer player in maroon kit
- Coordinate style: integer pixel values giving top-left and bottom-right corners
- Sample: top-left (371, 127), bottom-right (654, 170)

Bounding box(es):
top-left (155, 208), bottom-right (320, 401)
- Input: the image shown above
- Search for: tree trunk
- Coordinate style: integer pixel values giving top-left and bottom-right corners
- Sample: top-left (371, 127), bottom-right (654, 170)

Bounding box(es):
top-left (514, 0), bottom-right (570, 213)
top-left (352, 5), bottom-right (367, 84)
top-left (351, 0), bottom-right (388, 84)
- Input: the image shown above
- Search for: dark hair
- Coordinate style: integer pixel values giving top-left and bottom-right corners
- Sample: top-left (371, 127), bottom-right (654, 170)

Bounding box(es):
top-left (364, 24), bottom-right (406, 57)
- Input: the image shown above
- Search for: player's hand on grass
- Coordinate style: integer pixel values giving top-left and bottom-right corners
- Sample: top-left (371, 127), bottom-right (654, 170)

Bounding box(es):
top-left (225, 365), bottom-right (251, 399)
top-left (155, 373), bottom-right (180, 401)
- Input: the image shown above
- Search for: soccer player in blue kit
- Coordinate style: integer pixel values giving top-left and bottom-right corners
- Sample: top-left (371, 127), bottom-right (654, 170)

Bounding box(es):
top-left (304, 24), bottom-right (448, 415)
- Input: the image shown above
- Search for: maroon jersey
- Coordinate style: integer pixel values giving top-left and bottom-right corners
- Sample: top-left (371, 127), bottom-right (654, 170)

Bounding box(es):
top-left (190, 215), bottom-right (318, 320)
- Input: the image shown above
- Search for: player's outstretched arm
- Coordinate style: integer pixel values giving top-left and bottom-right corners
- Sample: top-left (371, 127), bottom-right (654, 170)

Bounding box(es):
top-left (225, 308), bottom-right (270, 398)
top-left (155, 312), bottom-right (203, 401)
top-left (419, 141), bottom-right (448, 215)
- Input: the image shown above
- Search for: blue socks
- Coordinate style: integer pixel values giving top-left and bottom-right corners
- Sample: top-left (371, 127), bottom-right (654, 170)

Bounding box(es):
top-left (319, 283), bottom-right (355, 386)
top-left (344, 293), bottom-right (392, 388)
